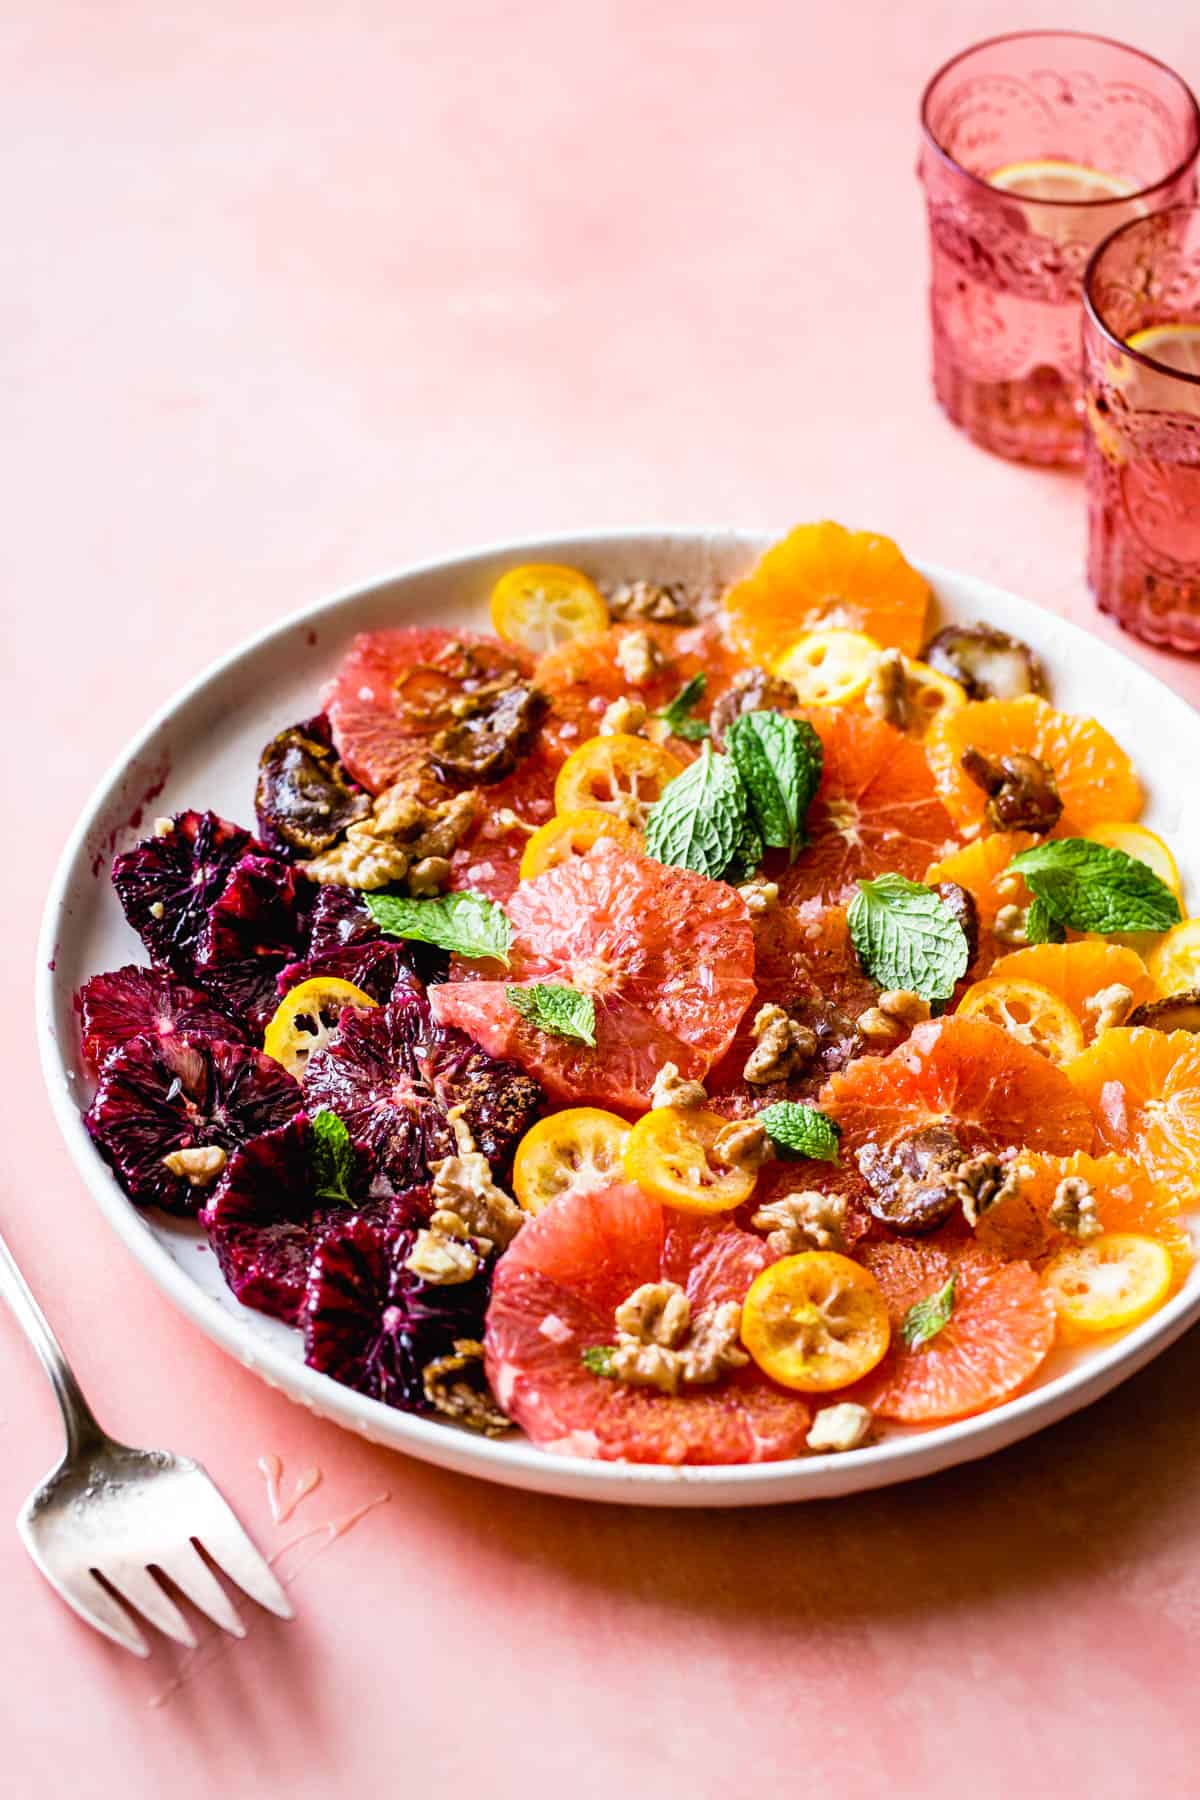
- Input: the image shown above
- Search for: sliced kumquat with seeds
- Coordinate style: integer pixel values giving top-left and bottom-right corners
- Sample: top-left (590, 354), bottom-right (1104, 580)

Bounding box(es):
top-left (623, 1107), bottom-right (758, 1214)
top-left (1041, 1233), bottom-right (1173, 1342)
top-left (925, 695), bottom-right (1142, 836)
top-left (988, 941), bottom-right (1154, 1040)
top-left (1067, 1026), bottom-right (1200, 1205)
top-left (723, 521), bottom-right (930, 664)
top-left (490, 563), bottom-right (609, 652)
top-left (903, 659), bottom-right (968, 736)
top-left (511, 1108), bottom-right (631, 1214)
top-left (771, 629), bottom-right (881, 706)
top-left (955, 976), bottom-right (1085, 1065)
top-left (740, 1252), bottom-right (891, 1392)
top-left (519, 808), bottom-right (643, 881)
top-left (1147, 918), bottom-right (1200, 998)
top-left (849, 1239), bottom-right (1055, 1422)
top-left (262, 977), bottom-right (378, 1079)
top-left (553, 734), bottom-right (684, 830)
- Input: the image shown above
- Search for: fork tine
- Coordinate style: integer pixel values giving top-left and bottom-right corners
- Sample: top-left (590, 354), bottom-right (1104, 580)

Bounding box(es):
top-left (98, 1564), bottom-right (198, 1650)
top-left (53, 1566), bottom-right (150, 1658)
top-left (154, 1541), bottom-right (246, 1639)
top-left (186, 1485), bottom-right (294, 1620)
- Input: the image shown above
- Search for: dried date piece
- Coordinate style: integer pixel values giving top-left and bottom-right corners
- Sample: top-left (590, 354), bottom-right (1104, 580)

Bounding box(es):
top-left (255, 715), bottom-right (370, 857)
top-left (430, 680), bottom-right (548, 785)
top-left (1127, 989), bottom-right (1200, 1034)
top-left (922, 624), bottom-right (1046, 701)
top-left (960, 746), bottom-right (1063, 835)
top-left (856, 1124), bottom-right (965, 1235)
top-left (930, 880), bottom-right (979, 970)
top-left (709, 667), bottom-right (799, 747)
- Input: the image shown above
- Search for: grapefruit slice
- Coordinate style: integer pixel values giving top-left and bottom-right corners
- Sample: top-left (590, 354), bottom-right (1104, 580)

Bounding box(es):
top-left (323, 626), bottom-right (532, 794)
top-left (533, 618), bottom-right (738, 761)
top-left (447, 742), bottom-right (560, 904)
top-left (848, 1237), bottom-right (1055, 1422)
top-left (484, 1183), bottom-right (811, 1463)
top-left (821, 1016), bottom-right (1094, 1158)
top-left (776, 709), bottom-right (960, 906)
top-left (430, 848), bottom-right (756, 1111)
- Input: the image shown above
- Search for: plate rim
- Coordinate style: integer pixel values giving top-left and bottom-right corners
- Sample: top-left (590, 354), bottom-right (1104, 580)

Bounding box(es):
top-left (35, 525), bottom-right (1200, 1504)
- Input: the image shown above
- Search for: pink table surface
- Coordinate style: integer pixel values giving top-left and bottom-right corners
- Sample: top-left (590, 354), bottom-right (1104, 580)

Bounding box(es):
top-left (6, 1), bottom-right (1200, 1793)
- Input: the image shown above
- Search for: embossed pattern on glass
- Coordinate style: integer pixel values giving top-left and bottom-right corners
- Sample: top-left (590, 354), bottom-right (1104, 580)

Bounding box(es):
top-left (920, 33), bottom-right (1200, 465)
top-left (1084, 205), bottom-right (1200, 651)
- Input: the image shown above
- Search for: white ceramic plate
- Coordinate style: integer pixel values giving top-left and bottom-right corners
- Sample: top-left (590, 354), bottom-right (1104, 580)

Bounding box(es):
top-left (36, 529), bottom-right (1200, 1507)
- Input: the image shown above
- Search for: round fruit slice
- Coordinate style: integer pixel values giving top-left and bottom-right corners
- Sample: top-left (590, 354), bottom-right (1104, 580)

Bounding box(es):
top-left (925, 832), bottom-right (1037, 932)
top-left (903, 659), bottom-right (968, 736)
top-left (822, 1016), bottom-right (1094, 1158)
top-left (1126, 322), bottom-right (1200, 377)
top-left (519, 808), bottom-right (643, 881)
top-left (1066, 1026), bottom-right (1200, 1204)
top-left (849, 1238), bottom-right (1055, 1423)
top-left (925, 695), bottom-right (1142, 835)
top-left (447, 742), bottom-right (561, 905)
top-left (987, 941), bottom-right (1154, 1041)
top-left (623, 1107), bottom-right (757, 1214)
top-left (262, 977), bottom-right (379, 1079)
top-left (954, 976), bottom-right (1085, 1066)
top-left (429, 847), bottom-right (757, 1111)
top-left (77, 964), bottom-right (246, 1070)
top-left (111, 810), bottom-right (257, 977)
top-left (322, 626), bottom-right (532, 794)
top-left (988, 159), bottom-right (1133, 201)
top-left (192, 853), bottom-right (309, 1032)
top-left (740, 1251), bottom-right (890, 1391)
top-left (533, 619), bottom-right (727, 761)
top-left (1041, 1233), bottom-right (1172, 1342)
top-left (553, 735), bottom-right (684, 829)
top-left (775, 708), bottom-right (960, 906)
top-left (723, 521), bottom-right (930, 664)
top-left (490, 563), bottom-right (609, 651)
top-left (484, 1183), bottom-right (812, 1464)
top-left (1147, 918), bottom-right (1200, 997)
top-left (84, 1032), bottom-right (302, 1215)
top-left (512, 1108), bottom-right (631, 1214)
top-left (771, 629), bottom-right (881, 706)
top-left (977, 1150), bottom-right (1192, 1279)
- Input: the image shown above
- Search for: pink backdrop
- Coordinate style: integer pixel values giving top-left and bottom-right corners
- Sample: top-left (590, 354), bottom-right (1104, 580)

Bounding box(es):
top-left (5, 1), bottom-right (1200, 1793)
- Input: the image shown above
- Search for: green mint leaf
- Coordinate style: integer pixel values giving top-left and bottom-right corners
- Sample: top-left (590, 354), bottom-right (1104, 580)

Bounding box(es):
top-left (643, 742), bottom-right (748, 879)
top-left (1025, 895), bottom-right (1066, 946)
top-left (1008, 839), bottom-right (1181, 936)
top-left (506, 983), bottom-right (597, 1046)
top-left (658, 673), bottom-right (710, 741)
top-left (847, 874), bottom-right (971, 1003)
top-left (758, 1102), bottom-right (841, 1163)
top-left (727, 711), bottom-right (822, 862)
top-left (900, 1273), bottom-right (957, 1349)
top-left (365, 890), bottom-right (512, 965)
top-left (726, 814), bottom-right (765, 884)
top-left (581, 1345), bottom-right (617, 1377)
top-left (310, 1107), bottom-right (355, 1205)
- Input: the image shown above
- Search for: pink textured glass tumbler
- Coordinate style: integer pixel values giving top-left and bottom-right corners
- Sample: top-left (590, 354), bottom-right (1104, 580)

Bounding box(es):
top-left (1084, 206), bottom-right (1200, 651)
top-left (919, 32), bottom-right (1200, 465)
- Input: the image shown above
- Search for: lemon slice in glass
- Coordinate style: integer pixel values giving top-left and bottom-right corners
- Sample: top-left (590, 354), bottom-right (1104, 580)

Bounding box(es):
top-left (1125, 323), bottom-right (1200, 377)
top-left (988, 159), bottom-right (1134, 202)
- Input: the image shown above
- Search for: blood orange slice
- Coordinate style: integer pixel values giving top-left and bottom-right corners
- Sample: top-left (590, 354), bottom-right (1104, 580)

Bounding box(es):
top-left (822, 1016), bottom-right (1094, 1158)
top-left (484, 1183), bottom-right (811, 1463)
top-left (776, 709), bottom-right (960, 907)
top-left (323, 627), bottom-right (532, 794)
top-left (430, 848), bottom-right (756, 1111)
top-left (847, 1237), bottom-right (1055, 1422)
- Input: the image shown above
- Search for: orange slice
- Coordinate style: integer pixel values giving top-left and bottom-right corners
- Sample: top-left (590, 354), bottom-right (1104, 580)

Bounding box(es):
top-left (1067, 1026), bottom-right (1200, 1204)
top-left (723, 521), bottom-right (930, 665)
top-left (988, 941), bottom-right (1154, 1041)
top-left (977, 1150), bottom-right (1192, 1280)
top-left (553, 735), bottom-right (684, 829)
top-left (490, 563), bottom-right (609, 651)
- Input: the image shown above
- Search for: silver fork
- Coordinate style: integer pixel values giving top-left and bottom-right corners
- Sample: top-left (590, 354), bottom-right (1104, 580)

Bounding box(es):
top-left (0, 1225), bottom-right (293, 1656)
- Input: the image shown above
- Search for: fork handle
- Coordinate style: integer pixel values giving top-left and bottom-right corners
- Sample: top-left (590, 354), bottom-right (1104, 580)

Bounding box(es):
top-left (0, 1226), bottom-right (104, 1456)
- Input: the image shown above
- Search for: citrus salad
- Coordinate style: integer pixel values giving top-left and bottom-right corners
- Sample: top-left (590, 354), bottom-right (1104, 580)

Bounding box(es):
top-left (77, 523), bottom-right (1200, 1463)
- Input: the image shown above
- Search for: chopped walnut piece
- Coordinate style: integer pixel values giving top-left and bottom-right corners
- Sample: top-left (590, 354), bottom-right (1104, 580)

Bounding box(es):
top-left (493, 807), bottom-right (538, 835)
top-left (993, 903), bottom-right (1030, 948)
top-left (1083, 983), bottom-right (1135, 1036)
top-left (426, 1104), bottom-right (525, 1250)
top-left (615, 1280), bottom-right (691, 1349)
top-left (1048, 1175), bottom-right (1103, 1241)
top-left (153, 817), bottom-right (174, 838)
top-left (752, 1188), bottom-right (847, 1255)
top-left (599, 695), bottom-right (648, 736)
top-left (955, 1149), bottom-right (1022, 1229)
top-left (614, 630), bottom-right (664, 687)
top-left (960, 746), bottom-right (1064, 834)
top-left (737, 878), bottom-right (779, 916)
top-left (161, 1145), bottom-right (227, 1188)
top-left (677, 1301), bottom-right (749, 1386)
top-left (650, 1062), bottom-right (708, 1110)
top-left (148, 900), bottom-right (166, 920)
top-left (806, 1402), bottom-right (875, 1453)
top-left (605, 1286), bottom-right (748, 1393)
top-left (422, 1339), bottom-right (511, 1436)
top-left (607, 579), bottom-right (697, 625)
top-left (711, 1118), bottom-right (771, 1172)
top-left (857, 989), bottom-right (931, 1046)
top-left (303, 783), bottom-right (478, 891)
top-left (405, 1226), bottom-right (480, 1285)
top-left (742, 1004), bottom-right (818, 1085)
top-left (863, 648), bottom-right (913, 732)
